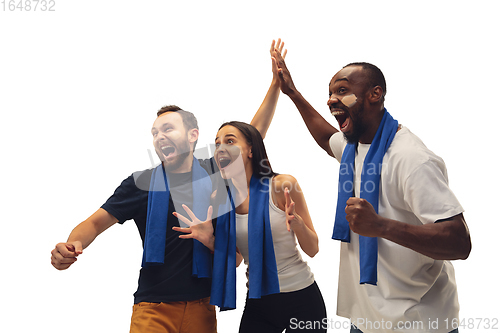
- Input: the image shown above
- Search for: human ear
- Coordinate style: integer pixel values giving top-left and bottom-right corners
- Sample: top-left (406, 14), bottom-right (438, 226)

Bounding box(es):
top-left (368, 86), bottom-right (384, 104)
top-left (188, 128), bottom-right (199, 144)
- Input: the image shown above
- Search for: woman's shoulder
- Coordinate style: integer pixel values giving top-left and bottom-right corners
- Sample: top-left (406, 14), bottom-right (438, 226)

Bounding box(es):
top-left (271, 174), bottom-right (298, 191)
top-left (270, 174), bottom-right (298, 209)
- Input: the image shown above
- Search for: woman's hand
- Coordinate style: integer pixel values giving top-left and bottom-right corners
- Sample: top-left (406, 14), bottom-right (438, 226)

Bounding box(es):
top-left (270, 39), bottom-right (287, 82)
top-left (284, 187), bottom-right (305, 232)
top-left (172, 205), bottom-right (215, 252)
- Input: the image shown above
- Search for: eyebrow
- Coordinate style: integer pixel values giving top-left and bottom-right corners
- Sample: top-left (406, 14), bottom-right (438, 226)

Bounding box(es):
top-left (215, 133), bottom-right (237, 142)
top-left (334, 77), bottom-right (349, 83)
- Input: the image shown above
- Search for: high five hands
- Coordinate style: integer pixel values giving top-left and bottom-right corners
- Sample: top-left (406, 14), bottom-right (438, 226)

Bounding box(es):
top-left (271, 40), bottom-right (297, 96)
top-left (271, 39), bottom-right (287, 81)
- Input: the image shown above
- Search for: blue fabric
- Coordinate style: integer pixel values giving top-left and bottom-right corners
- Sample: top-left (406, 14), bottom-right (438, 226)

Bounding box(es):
top-left (141, 158), bottom-right (213, 279)
top-left (211, 176), bottom-right (280, 310)
top-left (332, 109), bottom-right (398, 285)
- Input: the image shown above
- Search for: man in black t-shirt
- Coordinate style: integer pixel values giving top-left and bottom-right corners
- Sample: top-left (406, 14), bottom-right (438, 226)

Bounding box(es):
top-left (52, 106), bottom-right (220, 332)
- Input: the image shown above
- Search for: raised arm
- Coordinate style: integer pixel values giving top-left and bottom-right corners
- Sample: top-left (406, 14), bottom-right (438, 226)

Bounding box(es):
top-left (250, 39), bottom-right (287, 139)
top-left (272, 51), bottom-right (338, 157)
top-left (50, 208), bottom-right (118, 270)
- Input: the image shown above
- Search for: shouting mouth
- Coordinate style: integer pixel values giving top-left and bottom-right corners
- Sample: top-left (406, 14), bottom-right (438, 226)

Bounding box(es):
top-left (161, 145), bottom-right (176, 158)
top-left (218, 156), bottom-right (232, 169)
top-left (331, 109), bottom-right (351, 132)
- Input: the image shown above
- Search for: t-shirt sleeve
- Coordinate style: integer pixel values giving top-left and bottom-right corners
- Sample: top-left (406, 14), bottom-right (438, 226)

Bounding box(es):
top-left (101, 171), bottom-right (150, 224)
top-left (329, 131), bottom-right (346, 163)
top-left (198, 157), bottom-right (219, 175)
top-left (403, 159), bottom-right (464, 225)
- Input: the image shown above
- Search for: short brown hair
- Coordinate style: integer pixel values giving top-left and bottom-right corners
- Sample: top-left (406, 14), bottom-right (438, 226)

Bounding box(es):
top-left (157, 105), bottom-right (199, 150)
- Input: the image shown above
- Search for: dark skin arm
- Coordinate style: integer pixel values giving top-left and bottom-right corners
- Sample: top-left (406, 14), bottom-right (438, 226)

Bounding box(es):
top-left (272, 50), bottom-right (338, 156)
top-left (346, 197), bottom-right (471, 260)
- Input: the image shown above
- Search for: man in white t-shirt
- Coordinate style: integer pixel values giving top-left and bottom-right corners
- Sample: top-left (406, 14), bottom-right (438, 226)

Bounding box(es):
top-left (270, 51), bottom-right (471, 333)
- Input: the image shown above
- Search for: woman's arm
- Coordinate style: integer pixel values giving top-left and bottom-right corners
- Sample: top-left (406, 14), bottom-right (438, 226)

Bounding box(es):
top-left (250, 39), bottom-right (287, 139)
top-left (272, 174), bottom-right (319, 257)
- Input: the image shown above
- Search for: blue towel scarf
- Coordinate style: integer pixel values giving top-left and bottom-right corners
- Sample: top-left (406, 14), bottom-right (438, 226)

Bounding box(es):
top-left (142, 158), bottom-right (213, 279)
top-left (333, 109), bottom-right (398, 285)
top-left (211, 176), bottom-right (280, 310)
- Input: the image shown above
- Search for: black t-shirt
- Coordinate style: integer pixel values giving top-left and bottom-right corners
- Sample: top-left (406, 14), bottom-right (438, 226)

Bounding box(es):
top-left (101, 158), bottom-right (218, 303)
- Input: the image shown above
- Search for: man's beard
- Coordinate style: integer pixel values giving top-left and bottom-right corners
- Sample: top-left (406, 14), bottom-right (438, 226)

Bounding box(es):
top-left (343, 104), bottom-right (368, 144)
top-left (161, 139), bottom-right (191, 172)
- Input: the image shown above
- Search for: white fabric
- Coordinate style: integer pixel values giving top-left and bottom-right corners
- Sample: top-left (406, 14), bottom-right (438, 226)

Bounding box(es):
top-left (329, 126), bottom-right (463, 333)
top-left (235, 193), bottom-right (315, 293)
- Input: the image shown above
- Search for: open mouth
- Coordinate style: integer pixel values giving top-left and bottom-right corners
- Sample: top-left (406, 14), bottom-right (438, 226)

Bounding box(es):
top-left (218, 157), bottom-right (232, 169)
top-left (161, 145), bottom-right (176, 158)
top-left (331, 109), bottom-right (351, 132)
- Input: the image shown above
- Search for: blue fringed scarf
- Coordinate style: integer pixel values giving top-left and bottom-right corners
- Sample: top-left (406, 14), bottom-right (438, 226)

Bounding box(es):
top-left (141, 158), bottom-right (213, 279)
top-left (210, 175), bottom-right (280, 310)
top-left (332, 109), bottom-right (398, 285)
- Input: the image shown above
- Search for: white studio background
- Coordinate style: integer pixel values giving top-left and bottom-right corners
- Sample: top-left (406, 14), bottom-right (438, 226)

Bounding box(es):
top-left (1, 1), bottom-right (498, 332)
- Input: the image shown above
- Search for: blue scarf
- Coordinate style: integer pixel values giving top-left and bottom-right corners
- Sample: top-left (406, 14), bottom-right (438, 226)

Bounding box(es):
top-left (210, 176), bottom-right (280, 310)
top-left (141, 158), bottom-right (213, 279)
top-left (332, 109), bottom-right (398, 285)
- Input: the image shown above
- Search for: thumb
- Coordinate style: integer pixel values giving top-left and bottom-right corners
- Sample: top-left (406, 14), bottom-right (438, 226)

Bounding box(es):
top-left (67, 241), bottom-right (83, 255)
top-left (206, 206), bottom-right (213, 221)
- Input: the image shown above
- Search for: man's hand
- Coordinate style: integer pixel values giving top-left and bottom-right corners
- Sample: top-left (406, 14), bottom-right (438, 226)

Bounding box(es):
top-left (272, 48), bottom-right (297, 96)
top-left (173, 205), bottom-right (215, 252)
top-left (51, 241), bottom-right (83, 270)
top-left (345, 197), bottom-right (384, 238)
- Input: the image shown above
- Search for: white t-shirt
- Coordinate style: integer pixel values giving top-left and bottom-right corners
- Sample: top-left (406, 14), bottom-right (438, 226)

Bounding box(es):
top-left (235, 193), bottom-right (315, 293)
top-left (329, 126), bottom-right (463, 333)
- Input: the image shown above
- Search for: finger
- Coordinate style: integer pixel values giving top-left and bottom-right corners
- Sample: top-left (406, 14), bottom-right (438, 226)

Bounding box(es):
top-left (206, 206), bottom-right (213, 221)
top-left (173, 212), bottom-right (193, 227)
top-left (182, 204), bottom-right (200, 224)
top-left (270, 39), bottom-right (276, 54)
top-left (278, 39), bottom-right (284, 53)
top-left (51, 259), bottom-right (73, 270)
top-left (284, 187), bottom-right (292, 209)
top-left (172, 226), bottom-right (192, 234)
top-left (346, 197), bottom-right (359, 206)
top-left (56, 243), bottom-right (77, 258)
top-left (52, 250), bottom-right (78, 264)
top-left (72, 241), bottom-right (83, 255)
top-left (271, 56), bottom-right (279, 71)
top-left (285, 217), bottom-right (291, 232)
top-left (282, 49), bottom-right (287, 59)
top-left (178, 234), bottom-right (195, 239)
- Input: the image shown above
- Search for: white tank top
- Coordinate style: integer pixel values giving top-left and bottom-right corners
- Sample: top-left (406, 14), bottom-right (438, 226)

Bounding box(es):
top-left (235, 194), bottom-right (315, 293)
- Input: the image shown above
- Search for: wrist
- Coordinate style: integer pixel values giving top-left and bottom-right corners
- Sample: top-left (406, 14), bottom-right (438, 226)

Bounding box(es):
top-left (290, 215), bottom-right (306, 232)
top-left (206, 234), bottom-right (215, 252)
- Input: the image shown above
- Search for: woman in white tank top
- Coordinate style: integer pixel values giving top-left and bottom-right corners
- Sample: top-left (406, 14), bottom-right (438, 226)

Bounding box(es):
top-left (213, 121), bottom-right (327, 333)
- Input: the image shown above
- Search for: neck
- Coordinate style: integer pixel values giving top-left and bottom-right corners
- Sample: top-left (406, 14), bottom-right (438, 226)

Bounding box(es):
top-left (359, 107), bottom-right (385, 144)
top-left (230, 167), bottom-right (253, 212)
top-left (163, 153), bottom-right (194, 174)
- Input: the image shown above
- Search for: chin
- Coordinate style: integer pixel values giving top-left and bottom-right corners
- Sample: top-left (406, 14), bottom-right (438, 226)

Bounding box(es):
top-left (163, 153), bottom-right (189, 172)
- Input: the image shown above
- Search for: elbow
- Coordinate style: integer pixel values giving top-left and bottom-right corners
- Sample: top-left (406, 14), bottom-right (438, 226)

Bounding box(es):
top-left (307, 241), bottom-right (319, 258)
top-left (458, 234), bottom-right (472, 260)
top-left (456, 219), bottom-right (472, 260)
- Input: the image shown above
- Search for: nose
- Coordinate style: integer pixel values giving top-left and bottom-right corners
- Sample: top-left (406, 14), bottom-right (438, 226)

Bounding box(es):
top-left (327, 95), bottom-right (339, 106)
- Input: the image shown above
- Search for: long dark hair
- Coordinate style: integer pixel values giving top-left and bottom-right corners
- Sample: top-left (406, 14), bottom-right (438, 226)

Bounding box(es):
top-left (218, 121), bottom-right (277, 179)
